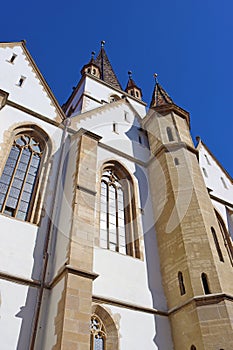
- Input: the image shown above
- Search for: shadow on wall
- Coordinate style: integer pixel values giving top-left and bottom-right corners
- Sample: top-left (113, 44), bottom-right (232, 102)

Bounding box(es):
top-left (15, 140), bottom-right (71, 350)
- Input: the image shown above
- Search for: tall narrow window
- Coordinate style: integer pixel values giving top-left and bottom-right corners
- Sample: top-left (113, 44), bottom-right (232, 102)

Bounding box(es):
top-left (90, 315), bottom-right (106, 350)
top-left (0, 130), bottom-right (48, 224)
top-left (220, 177), bottom-right (228, 189)
top-left (178, 271), bottom-right (186, 295)
top-left (202, 167), bottom-right (208, 177)
top-left (211, 227), bottom-right (224, 262)
top-left (204, 154), bottom-right (211, 165)
top-left (201, 273), bottom-right (211, 294)
top-left (166, 127), bottom-right (174, 141)
top-left (100, 162), bottom-right (140, 258)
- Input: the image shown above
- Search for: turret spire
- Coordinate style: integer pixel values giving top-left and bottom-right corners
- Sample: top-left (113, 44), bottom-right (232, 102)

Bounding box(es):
top-left (150, 74), bottom-right (190, 127)
top-left (150, 76), bottom-right (173, 108)
top-left (125, 71), bottom-right (142, 100)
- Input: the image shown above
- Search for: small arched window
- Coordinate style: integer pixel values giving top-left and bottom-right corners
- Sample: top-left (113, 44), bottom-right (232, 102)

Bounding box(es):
top-left (166, 127), bottom-right (174, 141)
top-left (201, 273), bottom-right (211, 294)
top-left (190, 345), bottom-right (197, 350)
top-left (211, 227), bottom-right (224, 262)
top-left (100, 162), bottom-right (140, 258)
top-left (0, 127), bottom-right (49, 224)
top-left (90, 314), bottom-right (106, 350)
top-left (178, 271), bottom-right (186, 295)
top-left (174, 157), bottom-right (179, 166)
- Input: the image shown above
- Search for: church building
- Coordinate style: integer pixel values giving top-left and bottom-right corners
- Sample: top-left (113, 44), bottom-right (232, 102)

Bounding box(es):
top-left (0, 40), bottom-right (232, 350)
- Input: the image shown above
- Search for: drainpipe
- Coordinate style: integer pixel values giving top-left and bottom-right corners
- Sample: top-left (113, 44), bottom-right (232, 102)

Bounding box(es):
top-left (30, 117), bottom-right (71, 350)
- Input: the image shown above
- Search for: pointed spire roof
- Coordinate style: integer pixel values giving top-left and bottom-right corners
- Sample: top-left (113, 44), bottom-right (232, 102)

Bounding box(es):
top-left (150, 77), bottom-right (173, 108)
top-left (95, 41), bottom-right (122, 90)
top-left (125, 71), bottom-right (142, 99)
top-left (125, 71), bottom-right (140, 91)
top-left (150, 74), bottom-right (190, 127)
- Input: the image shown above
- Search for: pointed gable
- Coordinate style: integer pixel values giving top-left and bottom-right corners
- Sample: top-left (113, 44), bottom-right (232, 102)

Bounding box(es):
top-left (95, 46), bottom-right (122, 90)
top-left (0, 41), bottom-right (64, 122)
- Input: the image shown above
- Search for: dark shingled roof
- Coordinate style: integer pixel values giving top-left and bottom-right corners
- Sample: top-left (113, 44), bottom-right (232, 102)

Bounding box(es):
top-left (125, 77), bottom-right (142, 96)
top-left (95, 47), bottom-right (122, 90)
top-left (150, 82), bottom-right (173, 108)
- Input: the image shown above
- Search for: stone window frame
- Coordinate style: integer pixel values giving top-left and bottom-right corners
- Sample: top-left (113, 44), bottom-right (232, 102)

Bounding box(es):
top-left (98, 160), bottom-right (141, 259)
top-left (91, 304), bottom-right (119, 350)
top-left (0, 124), bottom-right (51, 225)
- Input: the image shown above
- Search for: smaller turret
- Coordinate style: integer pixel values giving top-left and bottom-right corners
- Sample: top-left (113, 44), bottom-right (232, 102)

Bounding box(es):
top-left (125, 71), bottom-right (142, 100)
top-left (80, 51), bottom-right (100, 78)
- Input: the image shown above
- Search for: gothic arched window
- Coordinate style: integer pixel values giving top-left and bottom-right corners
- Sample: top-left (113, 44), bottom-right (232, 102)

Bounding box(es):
top-left (99, 162), bottom-right (140, 258)
top-left (0, 127), bottom-right (49, 224)
top-left (90, 314), bottom-right (106, 350)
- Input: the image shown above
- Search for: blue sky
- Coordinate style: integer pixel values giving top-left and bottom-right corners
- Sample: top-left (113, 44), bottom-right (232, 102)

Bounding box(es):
top-left (1, 0), bottom-right (233, 176)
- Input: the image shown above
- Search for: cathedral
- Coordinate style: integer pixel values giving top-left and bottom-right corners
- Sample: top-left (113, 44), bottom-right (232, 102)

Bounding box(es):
top-left (0, 40), bottom-right (232, 350)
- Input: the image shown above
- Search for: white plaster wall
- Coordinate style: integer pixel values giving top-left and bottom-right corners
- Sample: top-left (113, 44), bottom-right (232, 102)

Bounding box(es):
top-left (0, 105), bottom-right (63, 150)
top-left (71, 101), bottom-right (150, 162)
top-left (198, 144), bottom-right (233, 204)
top-left (99, 304), bottom-right (173, 350)
top-left (67, 79), bottom-right (86, 116)
top-left (0, 44), bottom-right (58, 120)
top-left (0, 215), bottom-right (42, 280)
top-left (198, 144), bottom-right (233, 227)
top-left (50, 137), bottom-right (76, 278)
top-left (81, 77), bottom-right (147, 117)
top-left (36, 278), bottom-right (65, 350)
top-left (0, 279), bottom-right (38, 350)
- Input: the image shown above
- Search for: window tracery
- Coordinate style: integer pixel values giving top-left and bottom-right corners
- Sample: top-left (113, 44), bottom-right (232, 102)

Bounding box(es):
top-left (100, 162), bottom-right (140, 258)
top-left (0, 128), bottom-right (49, 224)
top-left (90, 315), bottom-right (106, 350)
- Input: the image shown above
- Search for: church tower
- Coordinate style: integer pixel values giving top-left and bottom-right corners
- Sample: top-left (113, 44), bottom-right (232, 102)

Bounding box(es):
top-left (143, 77), bottom-right (233, 349)
top-left (0, 40), bottom-right (232, 350)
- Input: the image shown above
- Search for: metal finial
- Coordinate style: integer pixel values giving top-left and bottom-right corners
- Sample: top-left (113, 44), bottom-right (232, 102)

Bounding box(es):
top-left (91, 51), bottom-right (95, 58)
top-left (128, 70), bottom-right (132, 79)
top-left (153, 73), bottom-right (158, 82)
top-left (101, 40), bottom-right (105, 47)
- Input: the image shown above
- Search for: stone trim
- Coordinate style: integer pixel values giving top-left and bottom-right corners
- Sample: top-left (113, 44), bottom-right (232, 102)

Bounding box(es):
top-left (0, 271), bottom-right (41, 288)
top-left (210, 193), bottom-right (233, 209)
top-left (147, 141), bottom-right (198, 167)
top-left (92, 295), bottom-right (168, 317)
top-left (49, 264), bottom-right (99, 289)
top-left (0, 89), bottom-right (9, 109)
top-left (168, 293), bottom-right (233, 315)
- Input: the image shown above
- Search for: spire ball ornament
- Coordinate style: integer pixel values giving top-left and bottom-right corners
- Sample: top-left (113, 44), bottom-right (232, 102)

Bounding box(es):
top-left (128, 70), bottom-right (132, 79)
top-left (91, 51), bottom-right (95, 58)
top-left (153, 73), bottom-right (158, 81)
top-left (101, 40), bottom-right (105, 47)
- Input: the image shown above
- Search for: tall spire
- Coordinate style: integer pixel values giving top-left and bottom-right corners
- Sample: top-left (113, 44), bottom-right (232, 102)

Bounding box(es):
top-left (95, 41), bottom-right (122, 90)
top-left (150, 74), bottom-right (173, 108)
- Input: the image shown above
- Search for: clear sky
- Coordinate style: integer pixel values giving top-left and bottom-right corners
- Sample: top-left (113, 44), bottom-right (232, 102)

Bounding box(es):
top-left (1, 0), bottom-right (233, 176)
